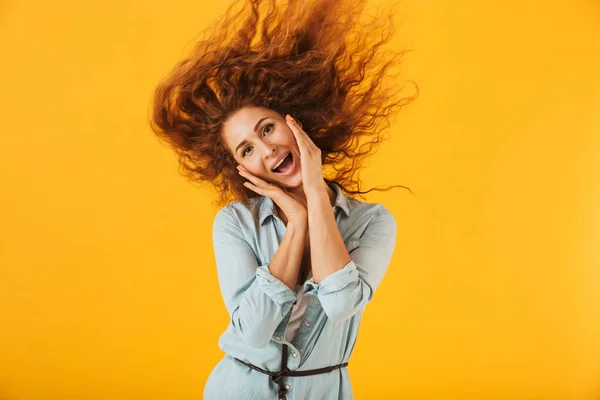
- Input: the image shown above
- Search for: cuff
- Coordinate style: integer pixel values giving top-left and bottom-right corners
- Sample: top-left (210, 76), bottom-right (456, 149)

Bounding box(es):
top-left (303, 259), bottom-right (359, 295)
top-left (256, 265), bottom-right (298, 305)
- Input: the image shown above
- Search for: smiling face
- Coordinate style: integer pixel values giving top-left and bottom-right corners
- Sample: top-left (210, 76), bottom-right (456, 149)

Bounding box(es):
top-left (221, 106), bottom-right (303, 189)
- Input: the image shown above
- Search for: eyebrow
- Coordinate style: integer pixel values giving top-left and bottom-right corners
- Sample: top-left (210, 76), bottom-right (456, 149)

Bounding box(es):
top-left (234, 117), bottom-right (269, 154)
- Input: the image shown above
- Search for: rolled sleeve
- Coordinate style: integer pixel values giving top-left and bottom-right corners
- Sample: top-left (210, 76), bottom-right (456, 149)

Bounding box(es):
top-left (256, 265), bottom-right (298, 309)
top-left (304, 259), bottom-right (358, 295)
top-left (303, 206), bottom-right (397, 323)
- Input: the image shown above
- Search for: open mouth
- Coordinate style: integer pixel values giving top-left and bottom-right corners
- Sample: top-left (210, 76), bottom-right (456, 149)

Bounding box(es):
top-left (272, 152), bottom-right (296, 175)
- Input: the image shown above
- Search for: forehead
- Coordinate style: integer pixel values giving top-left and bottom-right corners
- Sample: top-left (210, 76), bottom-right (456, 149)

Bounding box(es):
top-left (222, 106), bottom-right (279, 149)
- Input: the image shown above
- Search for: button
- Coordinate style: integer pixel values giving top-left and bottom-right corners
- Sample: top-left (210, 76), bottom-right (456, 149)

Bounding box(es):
top-left (275, 335), bottom-right (281, 340)
top-left (292, 352), bottom-right (298, 358)
top-left (285, 384), bottom-right (291, 390)
top-left (305, 321), bottom-right (310, 326)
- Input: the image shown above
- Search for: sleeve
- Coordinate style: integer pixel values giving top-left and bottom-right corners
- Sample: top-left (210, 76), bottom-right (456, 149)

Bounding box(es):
top-left (212, 206), bottom-right (298, 348)
top-left (303, 205), bottom-right (397, 323)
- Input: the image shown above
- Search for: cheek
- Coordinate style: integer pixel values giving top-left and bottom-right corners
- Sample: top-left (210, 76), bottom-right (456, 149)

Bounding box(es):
top-left (285, 127), bottom-right (296, 142)
top-left (245, 161), bottom-right (267, 176)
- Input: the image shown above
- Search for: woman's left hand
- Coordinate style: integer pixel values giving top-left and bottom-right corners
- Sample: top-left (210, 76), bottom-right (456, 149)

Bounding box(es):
top-left (286, 114), bottom-right (325, 192)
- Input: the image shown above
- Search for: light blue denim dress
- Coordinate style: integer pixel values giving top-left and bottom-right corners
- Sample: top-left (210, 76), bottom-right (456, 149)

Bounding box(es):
top-left (203, 181), bottom-right (397, 399)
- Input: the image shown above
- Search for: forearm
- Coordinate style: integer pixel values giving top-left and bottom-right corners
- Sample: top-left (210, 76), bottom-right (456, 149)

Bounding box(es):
top-left (268, 220), bottom-right (308, 290)
top-left (227, 222), bottom-right (306, 346)
top-left (306, 186), bottom-right (351, 284)
top-left (302, 204), bottom-right (397, 322)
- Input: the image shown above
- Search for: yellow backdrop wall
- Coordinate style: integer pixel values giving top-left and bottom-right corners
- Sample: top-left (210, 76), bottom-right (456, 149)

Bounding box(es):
top-left (0, 0), bottom-right (598, 399)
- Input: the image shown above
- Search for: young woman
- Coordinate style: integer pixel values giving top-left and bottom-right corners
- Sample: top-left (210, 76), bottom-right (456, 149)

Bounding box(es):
top-left (150, 0), bottom-right (415, 398)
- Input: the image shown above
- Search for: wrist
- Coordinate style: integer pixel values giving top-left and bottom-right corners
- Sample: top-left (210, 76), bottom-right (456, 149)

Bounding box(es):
top-left (303, 177), bottom-right (327, 194)
top-left (287, 216), bottom-right (308, 230)
top-left (305, 185), bottom-right (328, 203)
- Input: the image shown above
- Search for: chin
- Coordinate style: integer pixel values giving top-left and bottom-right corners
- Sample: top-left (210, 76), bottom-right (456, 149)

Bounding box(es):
top-left (276, 174), bottom-right (302, 189)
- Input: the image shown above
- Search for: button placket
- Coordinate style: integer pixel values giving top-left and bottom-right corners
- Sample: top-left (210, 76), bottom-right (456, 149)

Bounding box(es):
top-left (288, 350), bottom-right (300, 369)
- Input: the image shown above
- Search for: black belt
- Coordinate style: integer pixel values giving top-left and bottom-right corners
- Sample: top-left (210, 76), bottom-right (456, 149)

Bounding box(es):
top-left (234, 343), bottom-right (348, 400)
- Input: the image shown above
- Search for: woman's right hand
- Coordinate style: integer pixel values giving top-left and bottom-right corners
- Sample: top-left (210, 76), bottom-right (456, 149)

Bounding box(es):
top-left (237, 165), bottom-right (307, 225)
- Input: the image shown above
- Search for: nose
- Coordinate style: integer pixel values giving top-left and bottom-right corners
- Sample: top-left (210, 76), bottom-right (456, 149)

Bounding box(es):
top-left (261, 143), bottom-right (276, 160)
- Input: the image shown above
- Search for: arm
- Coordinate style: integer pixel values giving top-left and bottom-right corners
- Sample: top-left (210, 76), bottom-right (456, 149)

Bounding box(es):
top-left (306, 185), bottom-right (352, 284)
top-left (305, 191), bottom-right (397, 322)
top-left (212, 206), bottom-right (307, 348)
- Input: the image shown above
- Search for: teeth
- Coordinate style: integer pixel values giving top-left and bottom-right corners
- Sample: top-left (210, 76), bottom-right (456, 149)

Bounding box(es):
top-left (272, 153), bottom-right (289, 171)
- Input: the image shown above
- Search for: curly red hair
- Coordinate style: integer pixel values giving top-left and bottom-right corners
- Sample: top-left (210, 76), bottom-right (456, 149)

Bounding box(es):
top-left (149, 0), bottom-right (418, 208)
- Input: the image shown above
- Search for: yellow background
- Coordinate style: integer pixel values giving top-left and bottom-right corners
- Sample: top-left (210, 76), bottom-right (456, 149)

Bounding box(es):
top-left (1, 0), bottom-right (599, 398)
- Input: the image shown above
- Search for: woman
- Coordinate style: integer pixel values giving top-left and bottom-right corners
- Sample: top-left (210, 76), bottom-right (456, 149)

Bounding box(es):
top-left (150, 0), bottom-right (416, 398)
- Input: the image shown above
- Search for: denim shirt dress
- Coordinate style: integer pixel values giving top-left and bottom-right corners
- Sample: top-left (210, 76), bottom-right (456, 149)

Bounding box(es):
top-left (203, 181), bottom-right (397, 399)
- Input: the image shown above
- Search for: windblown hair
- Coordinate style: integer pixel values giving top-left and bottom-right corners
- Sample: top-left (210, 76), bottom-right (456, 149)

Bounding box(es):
top-left (150, 0), bottom-right (418, 207)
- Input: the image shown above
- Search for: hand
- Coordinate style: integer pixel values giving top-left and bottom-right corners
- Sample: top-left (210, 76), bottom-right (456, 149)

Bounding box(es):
top-left (237, 165), bottom-right (308, 225)
top-left (285, 114), bottom-right (325, 192)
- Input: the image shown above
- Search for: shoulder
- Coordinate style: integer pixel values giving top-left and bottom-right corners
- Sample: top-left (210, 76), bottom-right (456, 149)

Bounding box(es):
top-left (213, 196), bottom-right (266, 232)
top-left (346, 200), bottom-right (397, 252)
top-left (347, 198), bottom-right (395, 225)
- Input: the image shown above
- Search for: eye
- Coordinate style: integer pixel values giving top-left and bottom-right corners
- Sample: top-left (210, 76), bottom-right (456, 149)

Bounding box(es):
top-left (241, 123), bottom-right (274, 157)
top-left (263, 123), bottom-right (273, 135)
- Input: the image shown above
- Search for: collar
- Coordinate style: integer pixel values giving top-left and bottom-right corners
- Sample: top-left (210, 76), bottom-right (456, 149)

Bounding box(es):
top-left (258, 180), bottom-right (351, 225)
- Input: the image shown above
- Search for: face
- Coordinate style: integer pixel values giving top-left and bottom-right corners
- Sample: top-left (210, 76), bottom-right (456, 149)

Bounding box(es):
top-left (221, 106), bottom-right (302, 189)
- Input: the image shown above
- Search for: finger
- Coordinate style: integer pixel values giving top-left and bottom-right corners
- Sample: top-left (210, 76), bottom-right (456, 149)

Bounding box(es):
top-left (285, 115), bottom-right (309, 151)
top-left (244, 181), bottom-right (286, 206)
top-left (286, 115), bottom-right (317, 152)
top-left (287, 120), bottom-right (315, 156)
top-left (238, 169), bottom-right (274, 189)
top-left (243, 181), bottom-right (265, 195)
top-left (239, 171), bottom-right (284, 201)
